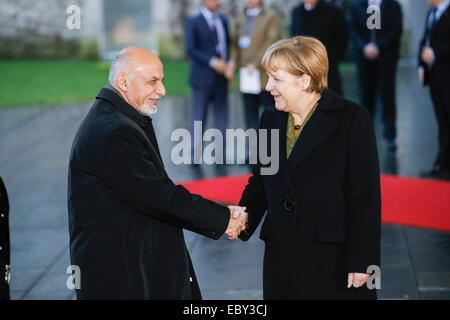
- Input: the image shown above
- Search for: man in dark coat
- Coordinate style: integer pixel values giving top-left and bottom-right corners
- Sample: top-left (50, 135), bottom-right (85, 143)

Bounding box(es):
top-left (68, 47), bottom-right (246, 299)
top-left (418, 0), bottom-right (450, 179)
top-left (349, 0), bottom-right (403, 152)
top-left (291, 0), bottom-right (349, 94)
top-left (0, 177), bottom-right (10, 300)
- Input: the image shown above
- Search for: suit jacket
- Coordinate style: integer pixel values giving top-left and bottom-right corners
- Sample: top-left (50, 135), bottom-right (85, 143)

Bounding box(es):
top-left (238, 90), bottom-right (381, 299)
top-left (418, 5), bottom-right (450, 87)
top-left (349, 0), bottom-right (403, 61)
top-left (68, 88), bottom-right (230, 299)
top-left (0, 177), bottom-right (10, 300)
top-left (185, 13), bottom-right (230, 88)
top-left (229, 7), bottom-right (282, 89)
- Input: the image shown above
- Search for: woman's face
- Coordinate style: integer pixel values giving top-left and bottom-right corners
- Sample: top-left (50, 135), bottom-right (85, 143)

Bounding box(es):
top-left (265, 68), bottom-right (308, 113)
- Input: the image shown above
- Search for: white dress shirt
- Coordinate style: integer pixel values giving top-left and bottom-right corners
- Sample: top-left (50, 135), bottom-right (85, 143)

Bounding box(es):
top-left (201, 6), bottom-right (227, 61)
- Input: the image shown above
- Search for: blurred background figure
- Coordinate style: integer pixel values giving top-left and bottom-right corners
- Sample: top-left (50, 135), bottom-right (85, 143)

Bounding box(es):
top-left (349, 0), bottom-right (403, 152)
top-left (185, 0), bottom-right (231, 163)
top-left (290, 0), bottom-right (349, 95)
top-left (418, 0), bottom-right (450, 179)
top-left (228, 0), bottom-right (282, 131)
top-left (0, 177), bottom-right (10, 300)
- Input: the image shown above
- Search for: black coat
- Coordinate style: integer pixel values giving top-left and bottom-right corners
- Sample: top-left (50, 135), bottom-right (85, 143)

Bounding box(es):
top-left (68, 88), bottom-right (230, 299)
top-left (349, 0), bottom-right (403, 61)
top-left (291, 0), bottom-right (349, 94)
top-left (239, 90), bottom-right (381, 299)
top-left (0, 177), bottom-right (10, 300)
top-left (418, 5), bottom-right (450, 86)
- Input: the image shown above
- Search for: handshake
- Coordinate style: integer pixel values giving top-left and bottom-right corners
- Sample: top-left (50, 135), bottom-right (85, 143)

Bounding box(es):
top-left (225, 205), bottom-right (248, 240)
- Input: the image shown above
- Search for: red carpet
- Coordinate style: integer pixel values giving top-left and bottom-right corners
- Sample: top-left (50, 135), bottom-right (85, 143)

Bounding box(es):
top-left (181, 174), bottom-right (450, 232)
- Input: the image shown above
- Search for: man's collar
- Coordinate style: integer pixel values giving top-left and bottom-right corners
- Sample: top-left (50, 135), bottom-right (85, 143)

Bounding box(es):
top-left (246, 6), bottom-right (262, 16)
top-left (201, 6), bottom-right (217, 20)
top-left (436, 0), bottom-right (450, 14)
top-left (97, 87), bottom-right (151, 127)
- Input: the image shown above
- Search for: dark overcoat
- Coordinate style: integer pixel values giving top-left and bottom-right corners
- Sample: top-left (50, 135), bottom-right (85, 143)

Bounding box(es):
top-left (239, 89), bottom-right (381, 299)
top-left (68, 88), bottom-right (230, 299)
top-left (0, 177), bottom-right (10, 300)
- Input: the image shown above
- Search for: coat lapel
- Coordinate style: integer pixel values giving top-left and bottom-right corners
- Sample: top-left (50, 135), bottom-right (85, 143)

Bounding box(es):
top-left (286, 90), bottom-right (341, 172)
top-left (198, 14), bottom-right (216, 44)
top-left (277, 111), bottom-right (295, 194)
top-left (287, 108), bottom-right (338, 172)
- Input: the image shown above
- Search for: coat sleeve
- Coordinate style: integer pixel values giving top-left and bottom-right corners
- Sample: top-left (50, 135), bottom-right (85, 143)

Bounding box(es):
top-left (100, 125), bottom-right (230, 240)
top-left (345, 106), bottom-right (381, 273)
top-left (348, 4), bottom-right (367, 52)
top-left (238, 111), bottom-right (269, 241)
top-left (376, 1), bottom-right (403, 52)
top-left (418, 12), bottom-right (428, 70)
top-left (185, 17), bottom-right (215, 67)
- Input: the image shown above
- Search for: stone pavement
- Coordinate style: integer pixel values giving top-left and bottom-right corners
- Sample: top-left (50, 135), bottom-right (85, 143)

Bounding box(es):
top-left (0, 66), bottom-right (449, 300)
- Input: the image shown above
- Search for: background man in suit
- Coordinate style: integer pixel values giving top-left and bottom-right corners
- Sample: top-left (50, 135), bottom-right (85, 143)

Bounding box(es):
top-left (418, 0), bottom-right (450, 179)
top-left (349, 0), bottom-right (403, 152)
top-left (185, 0), bottom-right (231, 163)
top-left (291, 0), bottom-right (349, 95)
top-left (68, 47), bottom-right (247, 299)
top-left (227, 0), bottom-right (282, 132)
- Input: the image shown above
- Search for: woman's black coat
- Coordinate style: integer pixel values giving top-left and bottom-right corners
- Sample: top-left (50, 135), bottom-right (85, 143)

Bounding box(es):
top-left (239, 89), bottom-right (381, 299)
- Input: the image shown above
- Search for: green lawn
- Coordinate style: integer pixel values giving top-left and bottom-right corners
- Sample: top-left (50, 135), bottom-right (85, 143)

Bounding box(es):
top-left (0, 59), bottom-right (193, 108)
top-left (0, 59), bottom-right (354, 109)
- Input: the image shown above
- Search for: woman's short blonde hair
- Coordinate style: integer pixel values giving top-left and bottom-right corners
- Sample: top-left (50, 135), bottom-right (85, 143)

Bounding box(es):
top-left (262, 36), bottom-right (329, 94)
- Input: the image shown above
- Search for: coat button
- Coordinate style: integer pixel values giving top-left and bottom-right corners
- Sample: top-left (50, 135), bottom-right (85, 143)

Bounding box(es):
top-left (283, 196), bottom-right (296, 212)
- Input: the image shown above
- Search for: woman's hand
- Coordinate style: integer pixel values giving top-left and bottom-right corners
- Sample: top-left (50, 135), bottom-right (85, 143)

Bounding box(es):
top-left (347, 273), bottom-right (370, 289)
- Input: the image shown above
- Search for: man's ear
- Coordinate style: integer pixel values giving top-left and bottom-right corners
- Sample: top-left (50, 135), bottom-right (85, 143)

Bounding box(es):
top-left (117, 73), bottom-right (128, 92)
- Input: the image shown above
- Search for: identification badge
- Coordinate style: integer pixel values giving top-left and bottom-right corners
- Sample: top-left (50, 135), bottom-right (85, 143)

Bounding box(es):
top-left (238, 36), bottom-right (251, 49)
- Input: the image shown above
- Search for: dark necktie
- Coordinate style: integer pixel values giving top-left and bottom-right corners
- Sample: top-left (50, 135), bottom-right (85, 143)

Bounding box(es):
top-left (426, 7), bottom-right (438, 45)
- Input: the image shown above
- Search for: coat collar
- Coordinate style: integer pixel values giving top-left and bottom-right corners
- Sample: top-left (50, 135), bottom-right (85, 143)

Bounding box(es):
top-left (96, 87), bottom-right (152, 128)
top-left (276, 89), bottom-right (341, 192)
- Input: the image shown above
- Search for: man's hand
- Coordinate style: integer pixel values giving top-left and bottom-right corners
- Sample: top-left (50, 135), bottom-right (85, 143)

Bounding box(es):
top-left (225, 206), bottom-right (248, 240)
top-left (212, 58), bottom-right (227, 74)
top-left (418, 68), bottom-right (425, 85)
top-left (363, 43), bottom-right (379, 60)
top-left (421, 47), bottom-right (435, 65)
top-left (347, 273), bottom-right (370, 289)
top-left (224, 62), bottom-right (235, 84)
top-left (246, 63), bottom-right (256, 75)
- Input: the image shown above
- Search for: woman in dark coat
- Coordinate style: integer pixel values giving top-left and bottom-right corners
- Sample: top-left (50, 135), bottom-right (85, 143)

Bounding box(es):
top-left (237, 36), bottom-right (381, 299)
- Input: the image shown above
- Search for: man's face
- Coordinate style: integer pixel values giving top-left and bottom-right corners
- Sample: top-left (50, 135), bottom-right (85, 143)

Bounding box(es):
top-left (303, 0), bottom-right (320, 6)
top-left (203, 0), bottom-right (221, 12)
top-left (126, 61), bottom-right (166, 116)
top-left (427, 0), bottom-right (443, 5)
top-left (246, 0), bottom-right (262, 9)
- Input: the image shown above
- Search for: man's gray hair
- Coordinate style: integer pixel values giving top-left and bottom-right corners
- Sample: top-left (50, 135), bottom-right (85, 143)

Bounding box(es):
top-left (108, 52), bottom-right (134, 85)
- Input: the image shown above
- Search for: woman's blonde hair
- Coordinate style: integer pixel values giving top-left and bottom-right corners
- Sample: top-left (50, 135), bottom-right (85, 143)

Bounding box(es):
top-left (261, 36), bottom-right (329, 94)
